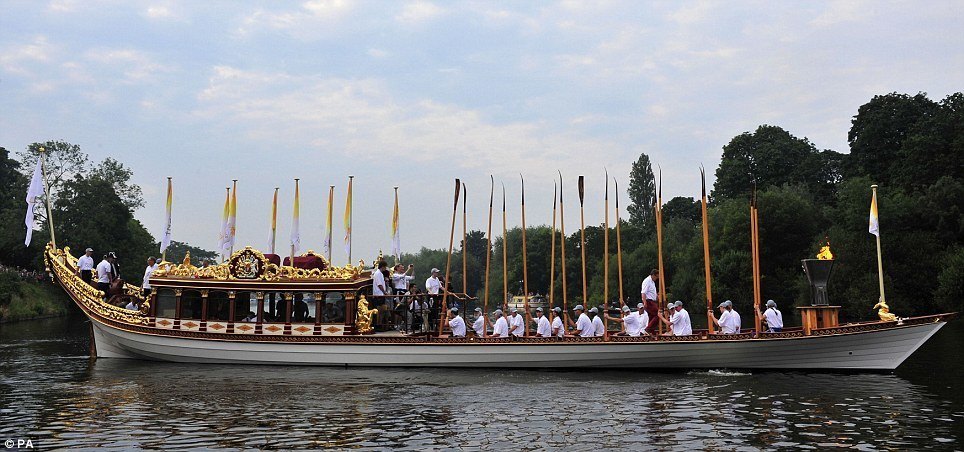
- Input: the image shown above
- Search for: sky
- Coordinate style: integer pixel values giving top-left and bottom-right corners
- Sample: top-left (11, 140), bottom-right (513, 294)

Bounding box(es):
top-left (2, 0), bottom-right (962, 265)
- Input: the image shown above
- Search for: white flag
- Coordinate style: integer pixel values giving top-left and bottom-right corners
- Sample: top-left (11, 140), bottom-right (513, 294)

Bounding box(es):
top-left (159, 178), bottom-right (173, 254)
top-left (24, 157), bottom-right (44, 246)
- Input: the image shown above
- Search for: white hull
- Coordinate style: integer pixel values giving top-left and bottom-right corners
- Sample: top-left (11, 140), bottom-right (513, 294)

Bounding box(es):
top-left (92, 319), bottom-right (945, 370)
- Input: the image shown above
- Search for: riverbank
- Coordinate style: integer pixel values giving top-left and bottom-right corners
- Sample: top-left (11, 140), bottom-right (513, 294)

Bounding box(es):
top-left (0, 275), bottom-right (69, 323)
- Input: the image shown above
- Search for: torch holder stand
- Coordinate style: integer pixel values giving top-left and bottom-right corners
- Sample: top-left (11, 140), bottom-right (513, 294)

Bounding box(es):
top-left (798, 259), bottom-right (839, 335)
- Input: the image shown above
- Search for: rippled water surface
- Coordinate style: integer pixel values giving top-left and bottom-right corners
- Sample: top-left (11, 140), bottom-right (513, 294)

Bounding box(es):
top-left (1, 310), bottom-right (962, 450)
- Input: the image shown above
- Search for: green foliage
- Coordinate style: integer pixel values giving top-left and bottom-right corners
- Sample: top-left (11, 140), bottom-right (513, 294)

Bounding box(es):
top-left (627, 153), bottom-right (655, 228)
top-left (160, 241), bottom-right (218, 264)
top-left (0, 276), bottom-right (69, 322)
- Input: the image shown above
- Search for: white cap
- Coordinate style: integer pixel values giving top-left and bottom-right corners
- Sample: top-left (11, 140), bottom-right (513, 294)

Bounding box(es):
top-left (637, 303), bottom-right (645, 309)
top-left (589, 307), bottom-right (598, 314)
top-left (622, 306), bottom-right (631, 312)
top-left (573, 304), bottom-right (584, 311)
top-left (493, 309), bottom-right (503, 316)
top-left (431, 268), bottom-right (440, 273)
top-left (674, 301), bottom-right (683, 308)
top-left (510, 307), bottom-right (518, 313)
top-left (766, 300), bottom-right (776, 307)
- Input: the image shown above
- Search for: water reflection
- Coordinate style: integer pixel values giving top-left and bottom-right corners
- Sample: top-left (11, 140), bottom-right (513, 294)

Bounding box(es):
top-left (1, 315), bottom-right (961, 450)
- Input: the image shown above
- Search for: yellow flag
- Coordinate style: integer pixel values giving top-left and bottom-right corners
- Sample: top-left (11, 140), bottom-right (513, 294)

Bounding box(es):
top-left (869, 190), bottom-right (880, 237)
top-left (344, 177), bottom-right (353, 258)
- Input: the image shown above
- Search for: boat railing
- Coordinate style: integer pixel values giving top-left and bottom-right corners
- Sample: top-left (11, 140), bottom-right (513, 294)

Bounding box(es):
top-left (44, 244), bottom-right (148, 325)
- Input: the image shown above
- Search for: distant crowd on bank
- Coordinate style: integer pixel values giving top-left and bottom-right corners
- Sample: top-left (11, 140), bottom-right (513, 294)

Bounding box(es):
top-left (0, 263), bottom-right (45, 284)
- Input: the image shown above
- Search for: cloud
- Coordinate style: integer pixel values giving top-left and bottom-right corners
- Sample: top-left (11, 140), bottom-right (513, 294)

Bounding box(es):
top-left (0, 36), bottom-right (53, 76)
top-left (236, 0), bottom-right (356, 38)
top-left (395, 1), bottom-right (444, 24)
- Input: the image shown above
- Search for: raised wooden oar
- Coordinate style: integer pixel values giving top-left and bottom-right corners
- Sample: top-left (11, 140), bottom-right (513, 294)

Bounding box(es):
top-left (462, 182), bottom-right (468, 295)
top-left (558, 171), bottom-right (570, 328)
top-left (438, 179), bottom-right (461, 336)
top-left (548, 182), bottom-right (557, 323)
top-left (700, 166), bottom-right (714, 334)
top-left (615, 179), bottom-right (625, 310)
top-left (751, 188), bottom-right (762, 333)
top-left (655, 168), bottom-right (666, 335)
top-left (502, 183), bottom-right (509, 315)
top-left (603, 170), bottom-right (610, 338)
top-left (483, 175), bottom-right (493, 337)
top-left (520, 174), bottom-right (531, 335)
top-left (578, 175), bottom-right (588, 312)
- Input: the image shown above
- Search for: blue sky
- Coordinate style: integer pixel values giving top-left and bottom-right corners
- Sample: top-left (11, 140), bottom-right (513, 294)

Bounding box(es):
top-left (2, 1), bottom-right (962, 265)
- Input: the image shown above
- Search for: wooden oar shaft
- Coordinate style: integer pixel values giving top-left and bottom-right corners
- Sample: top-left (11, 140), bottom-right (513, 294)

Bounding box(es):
top-left (438, 179), bottom-right (461, 335)
top-left (483, 176), bottom-right (493, 335)
top-left (559, 172), bottom-right (569, 327)
top-left (502, 184), bottom-right (508, 314)
top-left (701, 168), bottom-right (714, 334)
top-left (520, 175), bottom-right (530, 335)
top-left (578, 175), bottom-right (588, 310)
top-left (603, 173), bottom-right (609, 338)
top-left (462, 184), bottom-right (468, 294)
top-left (615, 179), bottom-right (624, 308)
top-left (549, 183), bottom-right (557, 321)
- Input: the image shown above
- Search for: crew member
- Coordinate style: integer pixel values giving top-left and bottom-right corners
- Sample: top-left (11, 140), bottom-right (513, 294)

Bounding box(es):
top-left (659, 300), bottom-right (692, 336)
top-left (551, 306), bottom-right (565, 338)
top-left (641, 269), bottom-right (660, 334)
top-left (590, 307), bottom-right (605, 337)
top-left (491, 309), bottom-right (509, 337)
top-left (425, 268), bottom-right (443, 328)
top-left (95, 254), bottom-right (113, 300)
top-left (142, 256), bottom-right (157, 298)
top-left (572, 305), bottom-right (594, 337)
top-left (637, 303), bottom-right (650, 334)
top-left (107, 252), bottom-right (120, 281)
top-left (471, 307), bottom-right (486, 337)
top-left (391, 263), bottom-right (414, 329)
top-left (534, 307), bottom-right (552, 337)
top-left (77, 248), bottom-right (95, 286)
top-left (372, 261), bottom-right (388, 302)
top-left (606, 305), bottom-right (643, 337)
top-left (726, 300), bottom-right (742, 333)
top-left (757, 299), bottom-right (783, 332)
top-left (448, 308), bottom-right (466, 337)
top-left (508, 307), bottom-right (525, 337)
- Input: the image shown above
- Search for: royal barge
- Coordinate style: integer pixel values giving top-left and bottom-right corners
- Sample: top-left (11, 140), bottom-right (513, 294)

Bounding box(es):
top-left (44, 244), bottom-right (954, 370)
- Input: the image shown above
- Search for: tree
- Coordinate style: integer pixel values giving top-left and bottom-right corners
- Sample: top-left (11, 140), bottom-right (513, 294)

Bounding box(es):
top-left (627, 152), bottom-right (655, 228)
top-left (846, 92), bottom-right (938, 184)
top-left (0, 147), bottom-right (42, 267)
top-left (661, 196), bottom-right (701, 224)
top-left (93, 157), bottom-right (145, 211)
top-left (160, 241), bottom-right (218, 264)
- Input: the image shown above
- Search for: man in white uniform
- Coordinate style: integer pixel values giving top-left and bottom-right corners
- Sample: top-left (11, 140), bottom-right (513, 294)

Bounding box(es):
top-left (534, 307), bottom-right (552, 337)
top-left (606, 305), bottom-right (643, 337)
top-left (726, 301), bottom-right (742, 333)
top-left (572, 305), bottom-right (594, 337)
top-left (76, 247), bottom-right (95, 286)
top-left (508, 307), bottom-right (525, 337)
top-left (661, 300), bottom-right (692, 336)
top-left (425, 268), bottom-right (443, 295)
top-left (757, 299), bottom-right (783, 332)
top-left (448, 308), bottom-right (466, 337)
top-left (95, 255), bottom-right (113, 300)
top-left (637, 303), bottom-right (650, 334)
top-left (142, 256), bottom-right (157, 297)
top-left (551, 306), bottom-right (565, 338)
top-left (471, 307), bottom-right (486, 337)
top-left (491, 309), bottom-right (509, 337)
top-left (590, 307), bottom-right (605, 337)
top-left (709, 300), bottom-right (732, 333)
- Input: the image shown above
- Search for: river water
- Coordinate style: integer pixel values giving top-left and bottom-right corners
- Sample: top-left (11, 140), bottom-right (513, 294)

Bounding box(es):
top-left (1, 308), bottom-right (962, 450)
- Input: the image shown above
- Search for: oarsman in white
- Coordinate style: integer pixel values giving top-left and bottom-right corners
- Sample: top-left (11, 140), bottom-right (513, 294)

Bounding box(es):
top-left (76, 248), bottom-right (95, 286)
top-left (606, 305), bottom-right (644, 337)
top-left (471, 307), bottom-right (486, 337)
top-left (95, 254), bottom-right (113, 300)
top-left (659, 301), bottom-right (693, 336)
top-left (551, 306), bottom-right (565, 338)
top-left (448, 308), bottom-right (466, 337)
top-left (491, 309), bottom-right (509, 338)
top-left (726, 300), bottom-right (742, 333)
top-left (142, 256), bottom-right (157, 298)
top-left (709, 300), bottom-right (733, 334)
top-left (590, 307), bottom-right (605, 337)
top-left (508, 307), bottom-right (525, 337)
top-left (757, 299), bottom-right (784, 332)
top-left (640, 269), bottom-right (660, 334)
top-left (571, 305), bottom-right (595, 337)
top-left (637, 303), bottom-right (650, 334)
top-left (534, 307), bottom-right (552, 337)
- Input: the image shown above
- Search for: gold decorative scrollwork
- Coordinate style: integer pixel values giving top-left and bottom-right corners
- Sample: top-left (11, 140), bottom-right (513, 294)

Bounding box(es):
top-left (45, 244), bottom-right (148, 326)
top-left (152, 246), bottom-right (362, 281)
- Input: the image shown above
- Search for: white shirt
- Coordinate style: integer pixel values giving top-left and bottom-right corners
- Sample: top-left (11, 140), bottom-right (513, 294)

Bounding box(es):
top-left (449, 315), bottom-right (466, 337)
top-left (392, 272), bottom-right (414, 291)
top-left (96, 260), bottom-right (112, 284)
top-left (425, 276), bottom-right (442, 295)
top-left (624, 312), bottom-right (642, 336)
top-left (493, 317), bottom-right (509, 337)
top-left (552, 316), bottom-right (564, 337)
top-left (142, 265), bottom-right (155, 290)
top-left (718, 310), bottom-right (736, 334)
top-left (472, 315), bottom-right (485, 336)
top-left (575, 313), bottom-right (594, 337)
top-left (409, 300), bottom-right (425, 312)
top-left (763, 308), bottom-right (783, 329)
top-left (670, 308), bottom-right (693, 336)
top-left (641, 276), bottom-right (658, 301)
top-left (592, 316), bottom-right (605, 337)
top-left (78, 255), bottom-right (95, 271)
top-left (509, 314), bottom-right (525, 336)
top-left (124, 301), bottom-right (138, 310)
top-left (372, 270), bottom-right (387, 296)
top-left (536, 316), bottom-right (552, 337)
top-left (727, 310), bottom-right (742, 333)
top-left (639, 310), bottom-right (650, 334)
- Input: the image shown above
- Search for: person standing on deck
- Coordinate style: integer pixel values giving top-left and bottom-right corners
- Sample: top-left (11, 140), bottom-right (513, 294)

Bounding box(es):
top-left (590, 307), bottom-right (605, 337)
top-left (142, 257), bottom-right (157, 298)
top-left (757, 300), bottom-right (783, 332)
top-left (659, 301), bottom-right (692, 336)
top-left (448, 308), bottom-right (466, 337)
top-left (641, 269), bottom-right (660, 334)
top-left (425, 268), bottom-right (443, 318)
top-left (471, 307), bottom-right (486, 337)
top-left (508, 307), bottom-right (525, 337)
top-left (391, 264), bottom-right (414, 330)
top-left (534, 307), bottom-right (552, 337)
top-left (571, 305), bottom-right (595, 337)
top-left (491, 309), bottom-right (509, 338)
top-left (77, 248), bottom-right (95, 286)
top-left (95, 254), bottom-right (112, 300)
top-left (551, 307), bottom-right (565, 338)
top-left (372, 261), bottom-right (388, 303)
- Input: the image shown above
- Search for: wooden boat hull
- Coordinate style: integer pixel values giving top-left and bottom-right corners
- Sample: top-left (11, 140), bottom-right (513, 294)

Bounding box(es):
top-left (90, 317), bottom-right (945, 370)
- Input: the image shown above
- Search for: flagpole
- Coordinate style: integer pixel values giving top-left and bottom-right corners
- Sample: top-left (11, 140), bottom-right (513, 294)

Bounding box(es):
top-left (270, 187), bottom-right (279, 255)
top-left (502, 183), bottom-right (508, 314)
top-left (462, 182), bottom-right (468, 294)
top-left (558, 171), bottom-right (570, 327)
top-left (438, 179), bottom-right (461, 336)
top-left (603, 170), bottom-right (610, 338)
top-left (872, 185), bottom-right (886, 303)
top-left (520, 175), bottom-right (530, 335)
top-left (326, 185), bottom-right (334, 263)
top-left (483, 175), bottom-right (493, 336)
top-left (39, 147), bottom-right (57, 250)
top-left (700, 167), bottom-right (714, 333)
top-left (578, 175), bottom-right (588, 311)
top-left (549, 182), bottom-right (557, 323)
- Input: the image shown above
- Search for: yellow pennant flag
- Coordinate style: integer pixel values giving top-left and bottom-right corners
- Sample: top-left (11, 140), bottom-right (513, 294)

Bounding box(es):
top-left (160, 177), bottom-right (173, 254)
top-left (391, 187), bottom-right (400, 260)
top-left (344, 176), bottom-right (353, 259)
top-left (218, 187), bottom-right (230, 254)
top-left (291, 179), bottom-right (300, 254)
top-left (869, 189), bottom-right (880, 237)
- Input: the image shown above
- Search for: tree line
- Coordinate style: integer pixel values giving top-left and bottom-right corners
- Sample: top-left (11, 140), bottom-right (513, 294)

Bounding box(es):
top-left (2, 92), bottom-right (960, 329)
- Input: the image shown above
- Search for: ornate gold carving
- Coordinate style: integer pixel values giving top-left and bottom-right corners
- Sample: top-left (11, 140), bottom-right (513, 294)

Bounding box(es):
top-left (873, 298), bottom-right (899, 322)
top-left (153, 246), bottom-right (361, 281)
top-left (45, 245), bottom-right (148, 326)
top-left (355, 295), bottom-right (378, 333)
